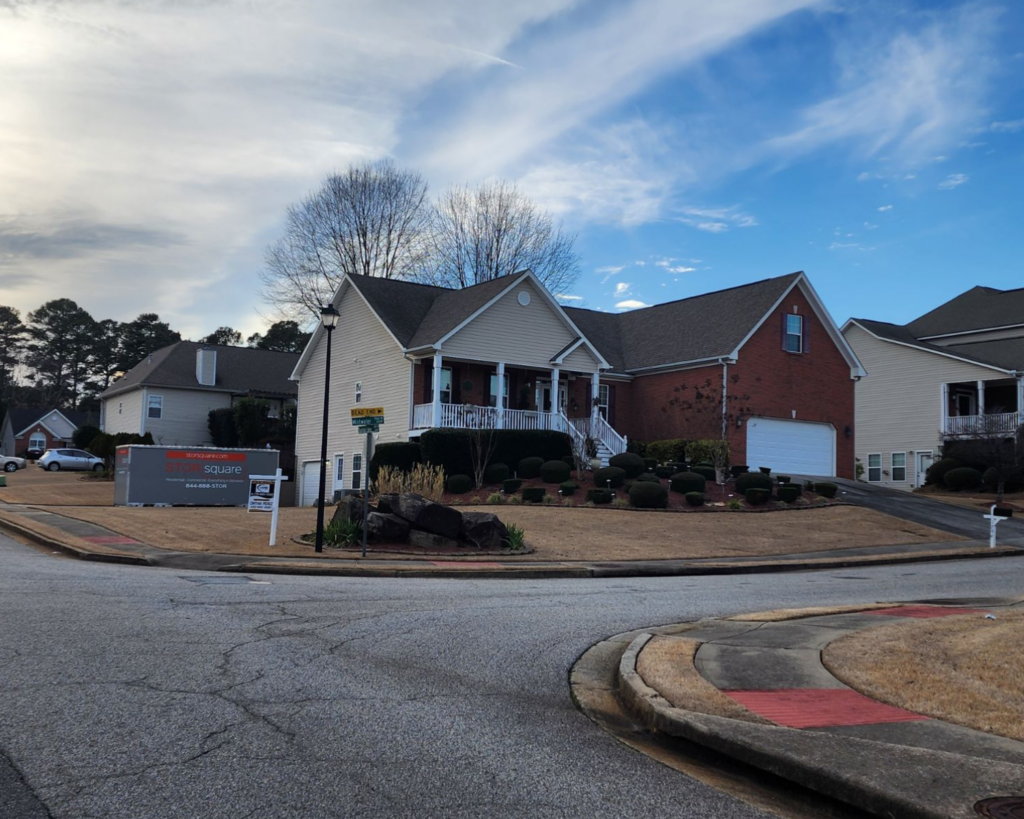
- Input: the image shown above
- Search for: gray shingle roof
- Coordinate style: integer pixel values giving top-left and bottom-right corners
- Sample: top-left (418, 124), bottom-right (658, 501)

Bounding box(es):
top-left (100, 341), bottom-right (299, 399)
top-left (850, 318), bottom-right (1019, 372)
top-left (907, 285), bottom-right (1024, 338)
top-left (6, 408), bottom-right (89, 436)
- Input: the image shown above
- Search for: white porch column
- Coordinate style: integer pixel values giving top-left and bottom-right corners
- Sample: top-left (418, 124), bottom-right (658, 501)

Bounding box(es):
top-left (940, 382), bottom-right (949, 435)
top-left (977, 380), bottom-right (986, 418)
top-left (496, 361), bottom-right (506, 429)
top-left (591, 372), bottom-right (600, 421)
top-left (1018, 377), bottom-right (1024, 424)
top-left (432, 352), bottom-right (443, 427)
top-left (551, 367), bottom-right (560, 417)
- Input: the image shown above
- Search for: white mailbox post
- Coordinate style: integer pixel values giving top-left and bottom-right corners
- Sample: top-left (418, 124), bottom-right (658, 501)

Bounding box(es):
top-left (248, 467), bottom-right (289, 546)
top-left (983, 504), bottom-right (1013, 549)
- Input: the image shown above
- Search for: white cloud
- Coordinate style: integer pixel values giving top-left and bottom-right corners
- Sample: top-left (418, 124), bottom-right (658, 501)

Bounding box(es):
top-left (556, 293), bottom-right (583, 301)
top-left (863, 222), bottom-right (878, 230)
top-left (666, 265), bottom-right (696, 273)
top-left (829, 241), bottom-right (874, 251)
top-left (856, 171), bottom-right (873, 181)
top-left (615, 299), bottom-right (649, 310)
top-left (938, 172), bottom-right (969, 189)
top-left (989, 119), bottom-right (1024, 132)
top-left (596, 265), bottom-right (625, 275)
top-left (614, 282), bottom-right (631, 296)
top-left (878, 204), bottom-right (894, 212)
top-left (676, 204), bottom-right (757, 233)
top-left (634, 260), bottom-right (646, 266)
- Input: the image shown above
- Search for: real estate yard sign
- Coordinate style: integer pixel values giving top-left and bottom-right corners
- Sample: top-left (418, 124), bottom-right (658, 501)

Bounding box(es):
top-left (114, 446), bottom-right (280, 506)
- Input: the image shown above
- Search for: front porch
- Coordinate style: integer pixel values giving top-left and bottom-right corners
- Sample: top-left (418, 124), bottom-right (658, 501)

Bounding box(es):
top-left (942, 377), bottom-right (1024, 437)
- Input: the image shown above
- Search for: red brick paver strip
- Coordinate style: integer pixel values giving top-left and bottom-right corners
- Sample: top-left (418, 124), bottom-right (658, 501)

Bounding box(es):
top-left (723, 688), bottom-right (931, 729)
top-left (865, 605), bottom-right (988, 618)
top-left (81, 536), bottom-right (142, 545)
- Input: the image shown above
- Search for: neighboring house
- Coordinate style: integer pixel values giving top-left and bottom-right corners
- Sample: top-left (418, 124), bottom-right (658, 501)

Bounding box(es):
top-left (291, 270), bottom-right (863, 505)
top-left (99, 341), bottom-right (300, 446)
top-left (844, 285), bottom-right (1024, 491)
top-left (0, 408), bottom-right (89, 456)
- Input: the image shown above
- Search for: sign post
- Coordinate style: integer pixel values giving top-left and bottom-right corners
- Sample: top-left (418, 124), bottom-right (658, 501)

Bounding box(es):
top-left (248, 467), bottom-right (289, 546)
top-left (352, 407), bottom-right (385, 558)
top-left (983, 504), bottom-right (1013, 548)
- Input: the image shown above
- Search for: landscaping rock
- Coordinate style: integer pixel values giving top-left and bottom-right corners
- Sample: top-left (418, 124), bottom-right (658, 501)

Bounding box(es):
top-left (460, 512), bottom-right (509, 550)
top-left (409, 529), bottom-right (461, 551)
top-left (364, 512), bottom-right (410, 543)
top-left (331, 494), bottom-right (366, 525)
top-left (395, 493), bottom-right (463, 540)
top-left (376, 493), bottom-right (399, 514)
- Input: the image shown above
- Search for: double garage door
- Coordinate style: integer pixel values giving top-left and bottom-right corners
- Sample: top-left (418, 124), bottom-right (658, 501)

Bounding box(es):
top-left (746, 418), bottom-right (836, 477)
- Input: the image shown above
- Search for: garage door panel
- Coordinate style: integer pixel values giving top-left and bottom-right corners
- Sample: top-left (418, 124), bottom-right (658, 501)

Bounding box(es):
top-left (301, 461), bottom-right (321, 507)
top-left (746, 418), bottom-right (835, 477)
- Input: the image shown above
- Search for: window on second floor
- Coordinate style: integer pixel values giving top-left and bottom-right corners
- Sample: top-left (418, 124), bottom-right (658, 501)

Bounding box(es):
top-left (147, 394), bottom-right (163, 419)
top-left (354, 382), bottom-right (362, 403)
top-left (785, 314), bottom-right (804, 353)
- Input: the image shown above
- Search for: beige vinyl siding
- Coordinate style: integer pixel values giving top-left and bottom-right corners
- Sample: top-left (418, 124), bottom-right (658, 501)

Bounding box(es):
top-left (294, 284), bottom-right (410, 504)
top-left (101, 389), bottom-right (145, 436)
top-left (441, 279), bottom-right (577, 368)
top-left (144, 388), bottom-right (232, 446)
top-left (845, 324), bottom-right (1007, 489)
top-left (561, 344), bottom-right (601, 373)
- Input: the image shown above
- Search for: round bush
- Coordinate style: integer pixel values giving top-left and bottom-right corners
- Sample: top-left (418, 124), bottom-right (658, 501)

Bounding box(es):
top-left (562, 455), bottom-right (576, 469)
top-left (777, 475), bottom-right (792, 485)
top-left (781, 482), bottom-right (802, 496)
top-left (629, 481), bottom-right (669, 509)
top-left (943, 467), bottom-right (983, 492)
top-left (594, 466), bottom-right (627, 488)
top-left (729, 464), bottom-right (749, 478)
top-left (814, 482), bottom-right (838, 499)
top-left (669, 471), bottom-right (706, 494)
top-left (984, 467), bottom-right (1001, 490)
top-left (518, 457), bottom-right (544, 479)
top-left (541, 459), bottom-right (571, 484)
top-left (483, 462), bottom-right (509, 484)
top-left (608, 452), bottom-right (645, 479)
top-left (735, 471), bottom-right (773, 494)
top-left (636, 472), bottom-right (661, 483)
top-left (521, 487), bottom-right (547, 503)
top-left (643, 457), bottom-right (657, 471)
top-left (445, 474), bottom-right (472, 494)
top-left (684, 492), bottom-right (704, 507)
top-left (654, 466), bottom-right (674, 479)
top-left (778, 484), bottom-right (800, 504)
top-left (758, 466), bottom-right (772, 475)
top-left (691, 465), bottom-right (716, 483)
top-left (559, 481), bottom-right (578, 496)
top-left (586, 488), bottom-right (614, 505)
top-left (502, 478), bottom-right (522, 493)
top-left (925, 458), bottom-right (963, 486)
top-left (745, 488), bottom-right (770, 506)
top-left (623, 480), bottom-right (636, 494)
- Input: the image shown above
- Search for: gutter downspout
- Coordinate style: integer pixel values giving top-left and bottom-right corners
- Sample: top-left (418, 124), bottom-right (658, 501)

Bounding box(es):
top-left (721, 359), bottom-right (729, 441)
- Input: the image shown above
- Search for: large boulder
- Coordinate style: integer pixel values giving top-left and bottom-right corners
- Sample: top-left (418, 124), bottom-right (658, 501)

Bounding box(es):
top-left (376, 493), bottom-right (399, 515)
top-left (364, 512), bottom-right (410, 543)
top-left (409, 530), bottom-right (461, 551)
top-left (460, 512), bottom-right (510, 550)
top-left (394, 493), bottom-right (463, 540)
top-left (331, 494), bottom-right (366, 525)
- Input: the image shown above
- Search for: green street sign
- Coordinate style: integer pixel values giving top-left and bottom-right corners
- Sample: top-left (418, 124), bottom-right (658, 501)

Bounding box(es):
top-left (352, 416), bottom-right (384, 426)
top-left (357, 423), bottom-right (379, 434)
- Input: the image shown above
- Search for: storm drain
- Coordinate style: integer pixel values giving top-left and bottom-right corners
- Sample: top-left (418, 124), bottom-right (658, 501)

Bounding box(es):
top-left (976, 797), bottom-right (1024, 818)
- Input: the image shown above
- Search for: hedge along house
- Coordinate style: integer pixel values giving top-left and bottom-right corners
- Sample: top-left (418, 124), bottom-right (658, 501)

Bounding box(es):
top-left (99, 341), bottom-right (299, 446)
top-left (291, 269), bottom-right (863, 505)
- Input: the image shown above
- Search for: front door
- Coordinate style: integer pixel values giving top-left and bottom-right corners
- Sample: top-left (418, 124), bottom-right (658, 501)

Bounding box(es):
top-left (916, 451), bottom-right (934, 487)
top-left (535, 381), bottom-right (569, 413)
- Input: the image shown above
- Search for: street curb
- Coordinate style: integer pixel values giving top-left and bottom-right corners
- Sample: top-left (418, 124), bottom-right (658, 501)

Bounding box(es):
top-left (615, 631), bottom-right (1024, 819)
top-left (0, 517), bottom-right (153, 567)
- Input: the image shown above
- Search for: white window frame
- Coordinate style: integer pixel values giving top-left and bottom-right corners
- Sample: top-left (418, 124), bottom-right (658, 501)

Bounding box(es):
top-left (439, 368), bottom-right (452, 404)
top-left (867, 453), bottom-right (882, 482)
top-left (351, 453), bottom-right (363, 491)
top-left (333, 453), bottom-right (345, 493)
top-left (488, 373), bottom-right (509, 408)
top-left (891, 452), bottom-right (907, 483)
top-left (785, 314), bottom-right (804, 354)
top-left (29, 432), bottom-right (46, 450)
top-left (354, 382), bottom-right (362, 404)
top-left (597, 384), bottom-right (610, 418)
top-left (118, 402), bottom-right (123, 415)
top-left (147, 394), bottom-right (163, 420)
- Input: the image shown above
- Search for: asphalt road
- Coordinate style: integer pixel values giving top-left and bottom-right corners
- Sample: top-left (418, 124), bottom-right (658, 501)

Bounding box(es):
top-left (2, 534), bottom-right (1023, 819)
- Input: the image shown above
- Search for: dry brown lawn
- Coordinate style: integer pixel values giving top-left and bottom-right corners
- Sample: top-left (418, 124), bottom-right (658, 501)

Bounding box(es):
top-left (0, 467), bottom-right (113, 506)
top-left (913, 486), bottom-right (1024, 512)
top-left (823, 610), bottom-right (1024, 741)
top-left (36, 503), bottom-right (960, 562)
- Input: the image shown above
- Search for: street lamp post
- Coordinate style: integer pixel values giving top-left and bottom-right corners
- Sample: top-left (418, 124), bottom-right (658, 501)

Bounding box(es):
top-left (314, 303), bottom-right (340, 554)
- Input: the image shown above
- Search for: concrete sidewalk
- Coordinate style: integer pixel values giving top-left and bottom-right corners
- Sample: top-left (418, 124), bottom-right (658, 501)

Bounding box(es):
top-left (594, 599), bottom-right (1024, 818)
top-left (2, 502), bottom-right (1023, 579)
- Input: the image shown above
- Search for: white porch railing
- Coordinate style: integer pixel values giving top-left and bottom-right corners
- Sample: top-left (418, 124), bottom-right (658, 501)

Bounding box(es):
top-left (944, 412), bottom-right (1023, 436)
top-left (568, 414), bottom-right (628, 457)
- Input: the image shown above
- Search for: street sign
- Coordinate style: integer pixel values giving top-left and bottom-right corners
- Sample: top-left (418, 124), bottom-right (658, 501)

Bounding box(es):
top-left (352, 416), bottom-right (383, 426)
top-left (357, 423), bottom-right (379, 434)
top-left (351, 406), bottom-right (384, 426)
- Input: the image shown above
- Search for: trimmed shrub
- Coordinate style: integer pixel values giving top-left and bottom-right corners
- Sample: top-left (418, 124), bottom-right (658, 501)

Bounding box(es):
top-left (691, 465), bottom-right (716, 483)
top-left (979, 467), bottom-right (1017, 492)
top-left (541, 459), bottom-right (571, 484)
top-left (670, 472), bottom-right (706, 494)
top-left (559, 481), bottom-right (578, 496)
top-left (684, 492), bottom-right (704, 507)
top-left (735, 472), bottom-right (773, 494)
top-left (73, 424), bottom-right (101, 449)
top-left (643, 457), bottom-right (657, 471)
top-left (370, 441), bottom-right (422, 480)
top-left (626, 440), bottom-right (648, 457)
top-left (814, 482), bottom-right (838, 499)
top-left (729, 464), bottom-right (749, 478)
top-left (629, 481), bottom-right (669, 509)
top-left (483, 462), bottom-right (510, 485)
top-left (208, 407), bottom-right (239, 448)
top-left (781, 482), bottom-right (802, 496)
top-left (778, 484), bottom-right (801, 504)
top-left (925, 458), bottom-right (963, 487)
top-left (745, 488), bottom-right (770, 505)
top-left (803, 479), bottom-right (816, 491)
top-left (521, 487), bottom-right (547, 503)
top-left (420, 428), bottom-right (570, 477)
top-left (562, 456), bottom-right (576, 470)
top-left (623, 480), bottom-right (636, 494)
top-left (594, 466), bottom-right (627, 488)
top-left (609, 452), bottom-right (645, 479)
top-left (943, 467), bottom-right (983, 492)
top-left (518, 457), bottom-right (545, 479)
top-left (445, 474), bottom-right (472, 494)
top-left (636, 472), bottom-right (661, 483)
top-left (502, 478), bottom-right (522, 493)
top-left (666, 461), bottom-right (688, 474)
top-left (586, 488), bottom-right (614, 504)
top-left (777, 475), bottom-right (792, 484)
top-left (646, 438), bottom-right (688, 464)
top-left (685, 440), bottom-right (730, 471)
top-left (758, 466), bottom-right (772, 475)
top-left (655, 466), bottom-right (674, 480)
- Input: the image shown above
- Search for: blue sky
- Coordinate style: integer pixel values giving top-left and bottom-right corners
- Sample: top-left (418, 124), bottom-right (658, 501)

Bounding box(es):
top-left (1, 0), bottom-right (1022, 338)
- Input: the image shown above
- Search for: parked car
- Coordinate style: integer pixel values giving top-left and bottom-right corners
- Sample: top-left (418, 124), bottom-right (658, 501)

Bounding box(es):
top-left (37, 449), bottom-right (105, 472)
top-left (2, 455), bottom-right (26, 473)
top-left (23, 448), bottom-right (44, 461)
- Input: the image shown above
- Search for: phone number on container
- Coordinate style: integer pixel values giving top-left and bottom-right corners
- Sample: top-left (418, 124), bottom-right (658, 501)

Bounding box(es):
top-left (185, 483), bottom-right (229, 490)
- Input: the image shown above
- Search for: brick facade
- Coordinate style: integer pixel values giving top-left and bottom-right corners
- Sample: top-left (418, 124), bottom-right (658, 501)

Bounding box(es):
top-left (17, 424), bottom-right (71, 455)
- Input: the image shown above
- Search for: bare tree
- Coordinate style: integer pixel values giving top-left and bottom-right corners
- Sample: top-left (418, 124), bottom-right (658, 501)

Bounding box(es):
top-left (261, 160), bottom-right (431, 320)
top-left (427, 180), bottom-right (580, 294)
top-left (463, 406), bottom-right (499, 490)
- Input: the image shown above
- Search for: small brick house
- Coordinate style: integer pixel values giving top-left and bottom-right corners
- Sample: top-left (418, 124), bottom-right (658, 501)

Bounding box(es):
top-left (0, 408), bottom-right (89, 457)
top-left (291, 270), bottom-right (864, 504)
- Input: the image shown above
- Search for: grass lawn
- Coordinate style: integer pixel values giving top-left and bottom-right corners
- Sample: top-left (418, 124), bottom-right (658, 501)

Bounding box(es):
top-left (0, 467), bottom-right (113, 506)
top-left (913, 485), bottom-right (1024, 512)
top-left (40, 503), bottom-right (960, 562)
top-left (823, 610), bottom-right (1024, 742)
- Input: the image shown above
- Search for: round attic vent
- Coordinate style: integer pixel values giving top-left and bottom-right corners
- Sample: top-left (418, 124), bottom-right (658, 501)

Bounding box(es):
top-left (517, 291), bottom-right (531, 306)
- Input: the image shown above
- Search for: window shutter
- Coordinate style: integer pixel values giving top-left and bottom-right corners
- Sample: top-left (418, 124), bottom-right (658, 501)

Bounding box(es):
top-left (802, 315), bottom-right (810, 354)
top-left (422, 361), bottom-right (431, 403)
top-left (451, 366), bottom-right (461, 403)
top-left (781, 314), bottom-right (787, 351)
top-left (608, 384), bottom-right (617, 427)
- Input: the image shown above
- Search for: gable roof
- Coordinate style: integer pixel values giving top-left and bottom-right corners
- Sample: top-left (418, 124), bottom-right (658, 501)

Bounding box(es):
top-left (6, 408), bottom-right (88, 437)
top-left (845, 318), bottom-right (1019, 373)
top-left (907, 285), bottom-right (1024, 339)
top-left (100, 341), bottom-right (300, 400)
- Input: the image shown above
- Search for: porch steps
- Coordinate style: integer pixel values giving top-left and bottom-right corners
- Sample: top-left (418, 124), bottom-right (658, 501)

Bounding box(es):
top-left (594, 441), bottom-right (615, 468)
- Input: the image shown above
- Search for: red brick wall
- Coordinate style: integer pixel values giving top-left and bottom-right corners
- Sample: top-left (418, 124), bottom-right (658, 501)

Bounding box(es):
top-left (617, 288), bottom-right (856, 478)
top-left (17, 424), bottom-right (70, 455)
